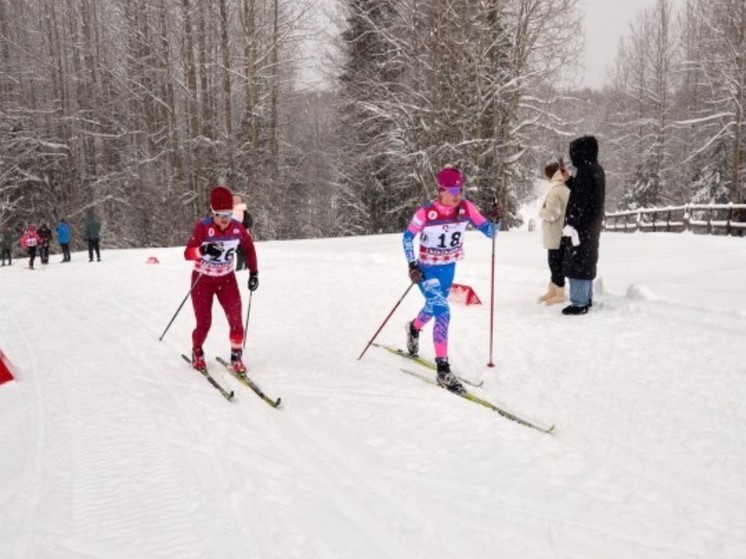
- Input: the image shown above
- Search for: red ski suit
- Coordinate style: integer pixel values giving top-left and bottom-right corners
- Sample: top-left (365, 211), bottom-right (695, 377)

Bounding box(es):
top-left (184, 217), bottom-right (258, 352)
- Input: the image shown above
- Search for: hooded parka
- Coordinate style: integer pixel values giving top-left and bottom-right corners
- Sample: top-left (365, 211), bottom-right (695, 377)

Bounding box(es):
top-left (562, 136), bottom-right (605, 280)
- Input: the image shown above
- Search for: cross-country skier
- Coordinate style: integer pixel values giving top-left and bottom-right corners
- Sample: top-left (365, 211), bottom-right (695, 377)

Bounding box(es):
top-left (184, 185), bottom-right (259, 373)
top-left (20, 224), bottom-right (42, 270)
top-left (402, 166), bottom-right (501, 392)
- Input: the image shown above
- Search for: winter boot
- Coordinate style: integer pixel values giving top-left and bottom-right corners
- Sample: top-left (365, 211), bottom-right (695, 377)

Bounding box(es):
top-left (405, 320), bottom-right (420, 356)
top-left (545, 283), bottom-right (568, 305)
top-left (537, 282), bottom-right (553, 303)
top-left (192, 347), bottom-right (206, 370)
top-left (561, 304), bottom-right (589, 316)
top-left (230, 348), bottom-right (247, 375)
top-left (435, 358), bottom-right (464, 394)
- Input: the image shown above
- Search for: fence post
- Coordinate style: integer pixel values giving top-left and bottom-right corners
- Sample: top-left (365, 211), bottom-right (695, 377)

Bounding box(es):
top-left (727, 205), bottom-right (733, 236)
top-left (684, 205), bottom-right (690, 232)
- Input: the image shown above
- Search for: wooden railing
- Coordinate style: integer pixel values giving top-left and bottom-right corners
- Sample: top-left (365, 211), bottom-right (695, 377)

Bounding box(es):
top-left (604, 203), bottom-right (746, 235)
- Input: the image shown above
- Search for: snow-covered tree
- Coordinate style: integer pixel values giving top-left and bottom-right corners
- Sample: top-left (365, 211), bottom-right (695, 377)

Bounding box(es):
top-left (336, 0), bottom-right (583, 233)
top-left (606, 0), bottom-right (679, 210)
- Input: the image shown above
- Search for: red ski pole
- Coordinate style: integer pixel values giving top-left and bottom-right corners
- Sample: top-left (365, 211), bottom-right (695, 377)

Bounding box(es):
top-left (487, 201), bottom-right (500, 367)
top-left (358, 283), bottom-right (415, 360)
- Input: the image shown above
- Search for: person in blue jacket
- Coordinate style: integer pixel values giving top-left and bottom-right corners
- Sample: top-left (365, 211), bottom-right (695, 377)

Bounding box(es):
top-left (56, 218), bottom-right (71, 262)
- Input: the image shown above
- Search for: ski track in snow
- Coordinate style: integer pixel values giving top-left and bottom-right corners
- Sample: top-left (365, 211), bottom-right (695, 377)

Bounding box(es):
top-left (1, 232), bottom-right (745, 559)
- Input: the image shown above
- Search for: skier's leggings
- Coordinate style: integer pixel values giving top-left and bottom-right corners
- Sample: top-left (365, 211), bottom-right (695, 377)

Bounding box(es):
top-left (413, 262), bottom-right (455, 359)
top-left (27, 246), bottom-right (37, 268)
top-left (190, 271), bottom-right (244, 351)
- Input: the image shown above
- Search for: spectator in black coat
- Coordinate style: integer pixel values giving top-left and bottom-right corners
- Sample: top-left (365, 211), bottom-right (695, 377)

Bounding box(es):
top-left (83, 210), bottom-right (102, 262)
top-left (37, 223), bottom-right (52, 264)
top-left (560, 135), bottom-right (605, 315)
top-left (232, 195), bottom-right (254, 271)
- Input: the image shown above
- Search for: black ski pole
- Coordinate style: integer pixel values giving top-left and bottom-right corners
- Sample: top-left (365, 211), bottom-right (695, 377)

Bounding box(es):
top-left (159, 272), bottom-right (203, 341)
top-left (242, 290), bottom-right (253, 350)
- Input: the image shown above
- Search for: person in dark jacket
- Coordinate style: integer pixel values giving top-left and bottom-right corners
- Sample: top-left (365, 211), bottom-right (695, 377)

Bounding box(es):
top-left (232, 195), bottom-right (254, 271)
top-left (1, 224), bottom-right (13, 266)
top-left (37, 223), bottom-right (52, 264)
top-left (83, 210), bottom-right (102, 262)
top-left (560, 135), bottom-right (605, 315)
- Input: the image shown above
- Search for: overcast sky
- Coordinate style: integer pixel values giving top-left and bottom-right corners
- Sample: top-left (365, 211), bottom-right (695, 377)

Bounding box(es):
top-left (581, 0), bottom-right (659, 88)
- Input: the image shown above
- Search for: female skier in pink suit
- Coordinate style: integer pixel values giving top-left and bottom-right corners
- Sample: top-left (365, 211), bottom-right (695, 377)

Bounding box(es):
top-left (403, 167), bottom-right (500, 393)
top-left (184, 186), bottom-right (259, 373)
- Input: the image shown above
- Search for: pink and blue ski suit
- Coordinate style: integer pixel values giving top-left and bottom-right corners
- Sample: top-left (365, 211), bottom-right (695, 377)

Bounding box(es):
top-left (403, 198), bottom-right (495, 358)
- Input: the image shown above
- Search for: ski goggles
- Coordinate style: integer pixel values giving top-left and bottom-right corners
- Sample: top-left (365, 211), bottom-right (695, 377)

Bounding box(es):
top-left (212, 209), bottom-right (233, 218)
top-left (439, 186), bottom-right (463, 196)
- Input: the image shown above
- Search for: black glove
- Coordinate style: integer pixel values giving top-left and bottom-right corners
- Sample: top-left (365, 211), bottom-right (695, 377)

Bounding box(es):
top-left (248, 271), bottom-right (259, 291)
top-left (199, 242), bottom-right (222, 258)
top-left (408, 262), bottom-right (424, 283)
top-left (489, 203), bottom-right (502, 222)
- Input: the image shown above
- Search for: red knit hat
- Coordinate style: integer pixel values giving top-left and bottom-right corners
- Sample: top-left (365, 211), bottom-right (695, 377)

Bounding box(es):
top-left (436, 167), bottom-right (464, 190)
top-left (210, 186), bottom-right (233, 212)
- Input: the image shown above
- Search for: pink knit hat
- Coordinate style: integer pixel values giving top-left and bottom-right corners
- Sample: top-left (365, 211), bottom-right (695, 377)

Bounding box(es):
top-left (436, 167), bottom-right (464, 190)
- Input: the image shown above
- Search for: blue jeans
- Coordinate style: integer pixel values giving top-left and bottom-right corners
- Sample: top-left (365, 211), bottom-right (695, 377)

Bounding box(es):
top-left (569, 279), bottom-right (593, 307)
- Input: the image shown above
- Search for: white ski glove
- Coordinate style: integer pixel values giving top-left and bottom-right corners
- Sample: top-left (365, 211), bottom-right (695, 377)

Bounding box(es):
top-left (563, 225), bottom-right (580, 247)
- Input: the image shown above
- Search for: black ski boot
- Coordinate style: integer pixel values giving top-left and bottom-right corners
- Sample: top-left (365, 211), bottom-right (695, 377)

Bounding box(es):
top-left (405, 320), bottom-right (420, 356)
top-left (436, 358), bottom-right (464, 394)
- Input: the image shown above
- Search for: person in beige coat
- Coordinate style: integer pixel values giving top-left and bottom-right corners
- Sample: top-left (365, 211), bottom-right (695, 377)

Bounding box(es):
top-left (538, 160), bottom-right (570, 304)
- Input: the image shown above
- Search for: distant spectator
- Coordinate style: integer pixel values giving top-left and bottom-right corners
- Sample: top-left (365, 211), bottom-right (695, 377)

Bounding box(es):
top-left (56, 218), bottom-right (72, 262)
top-left (37, 222), bottom-right (52, 264)
top-left (20, 224), bottom-right (42, 270)
top-left (232, 194), bottom-right (254, 271)
top-left (561, 135), bottom-right (606, 315)
top-left (1, 224), bottom-right (13, 266)
top-left (537, 159), bottom-right (570, 305)
top-left (83, 210), bottom-right (102, 262)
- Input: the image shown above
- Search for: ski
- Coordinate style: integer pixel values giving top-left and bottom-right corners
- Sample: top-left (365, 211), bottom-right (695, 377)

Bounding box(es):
top-left (215, 356), bottom-right (282, 408)
top-left (180, 354), bottom-right (235, 401)
top-left (372, 343), bottom-right (483, 387)
top-left (400, 367), bottom-right (555, 435)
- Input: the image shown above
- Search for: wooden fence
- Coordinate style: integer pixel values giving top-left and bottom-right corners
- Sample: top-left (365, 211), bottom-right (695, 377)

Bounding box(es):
top-left (604, 204), bottom-right (746, 236)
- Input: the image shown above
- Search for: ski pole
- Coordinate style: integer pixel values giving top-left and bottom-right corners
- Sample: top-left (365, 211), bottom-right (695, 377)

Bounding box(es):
top-left (487, 199), bottom-right (500, 368)
top-left (159, 272), bottom-right (203, 341)
top-left (242, 290), bottom-right (253, 350)
top-left (357, 283), bottom-right (415, 360)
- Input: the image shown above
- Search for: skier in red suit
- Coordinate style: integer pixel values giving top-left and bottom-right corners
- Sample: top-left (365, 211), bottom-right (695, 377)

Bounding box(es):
top-left (184, 185), bottom-right (259, 373)
top-left (20, 225), bottom-right (43, 270)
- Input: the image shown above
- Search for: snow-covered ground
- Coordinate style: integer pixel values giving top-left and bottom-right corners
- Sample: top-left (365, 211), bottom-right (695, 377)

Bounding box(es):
top-left (1, 229), bottom-right (745, 559)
